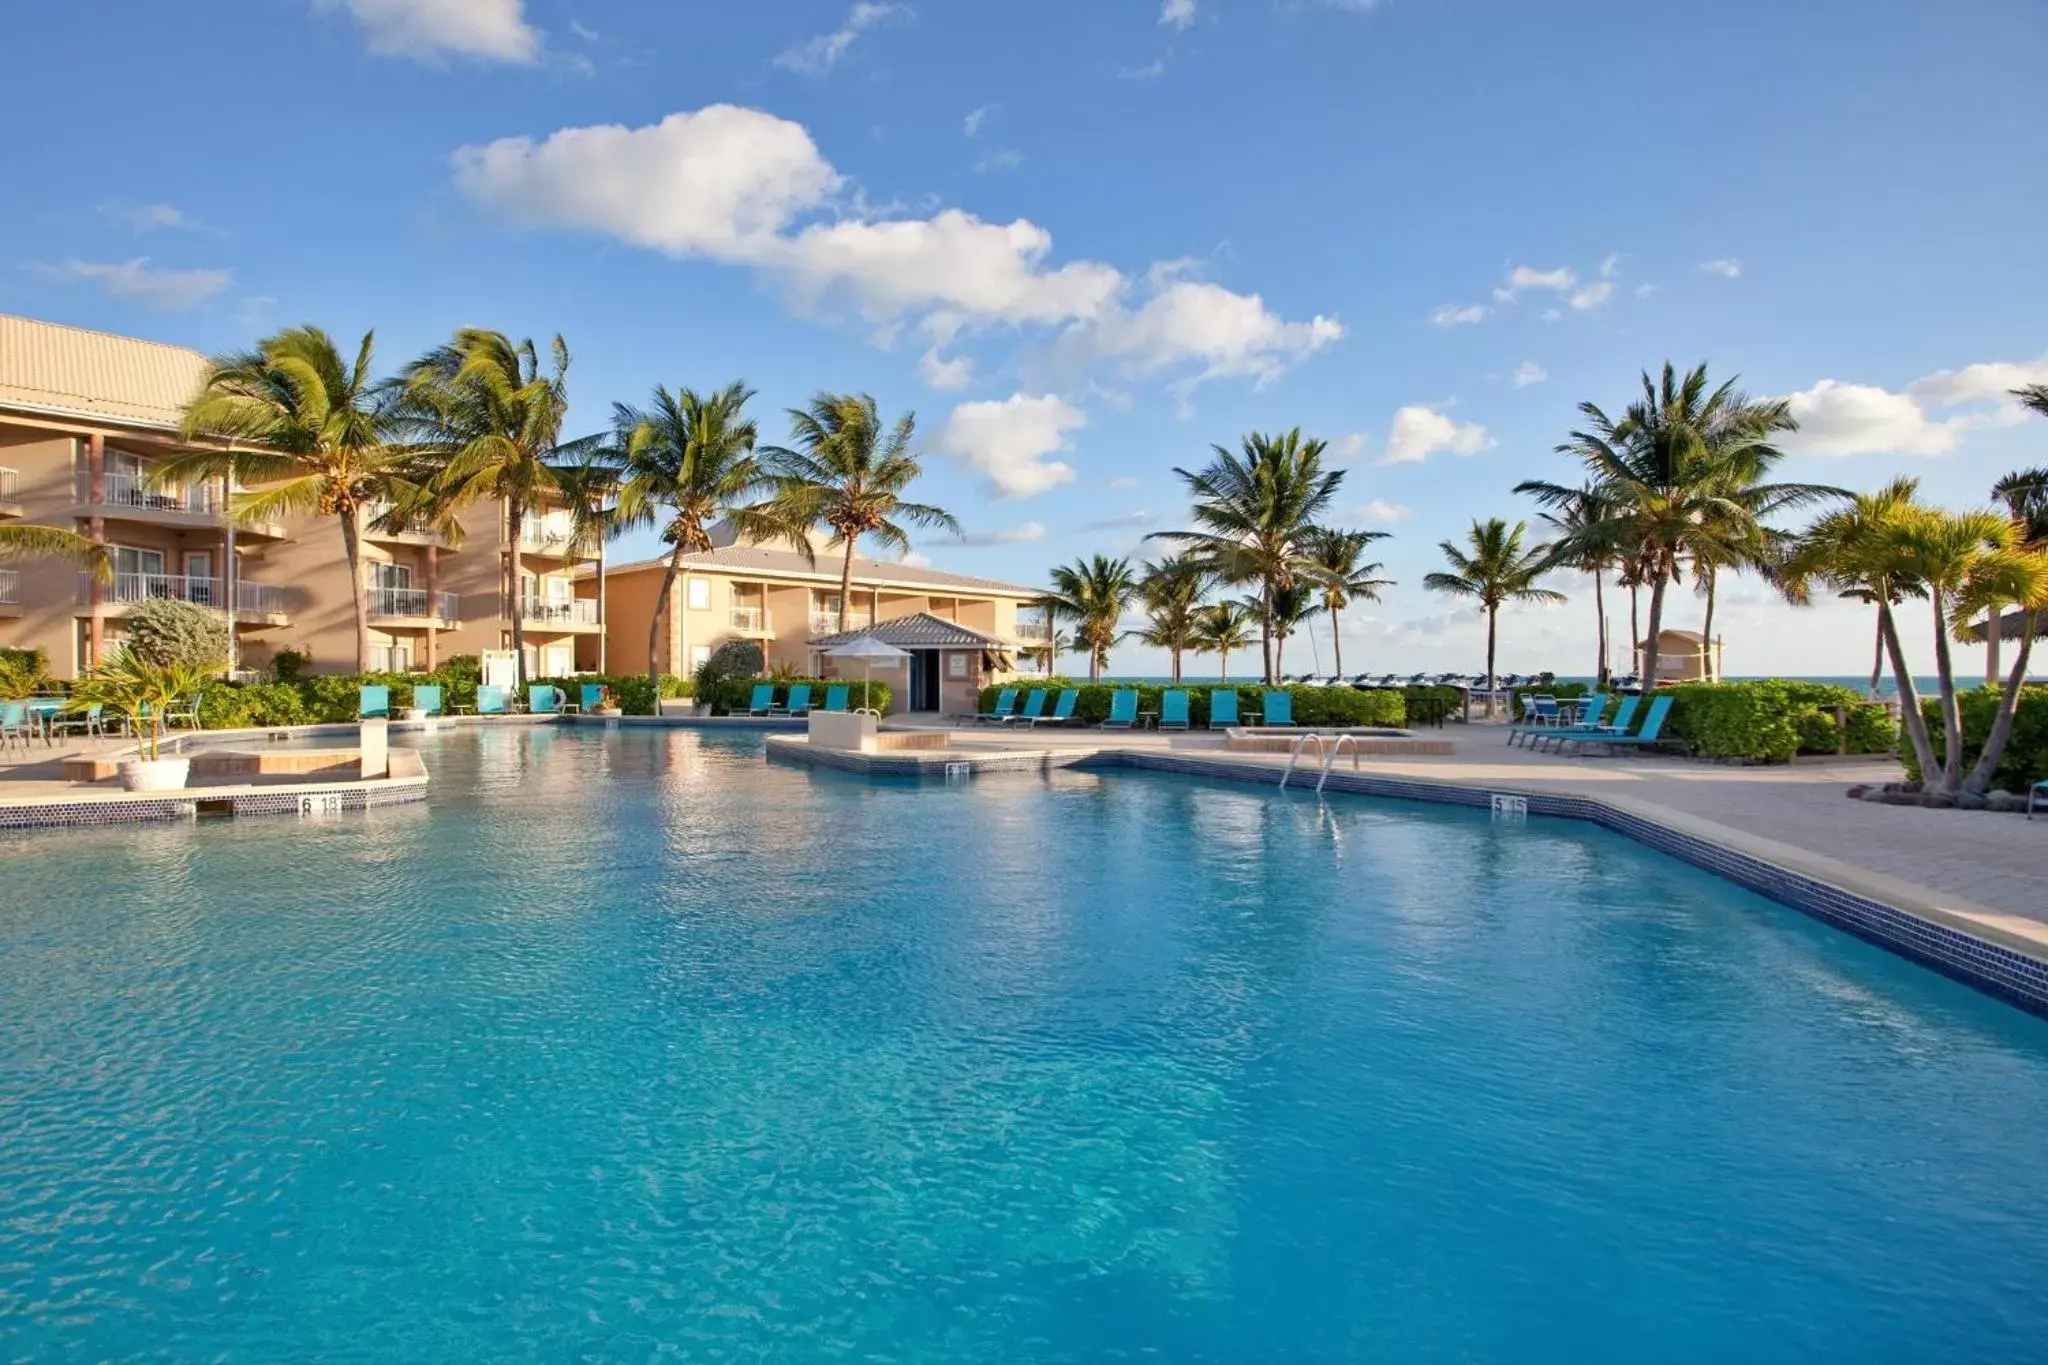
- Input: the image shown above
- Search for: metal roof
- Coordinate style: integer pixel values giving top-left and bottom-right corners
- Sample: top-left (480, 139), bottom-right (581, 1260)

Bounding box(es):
top-left (810, 612), bottom-right (1012, 651)
top-left (595, 542), bottom-right (1040, 598)
top-left (0, 313), bottom-right (210, 431)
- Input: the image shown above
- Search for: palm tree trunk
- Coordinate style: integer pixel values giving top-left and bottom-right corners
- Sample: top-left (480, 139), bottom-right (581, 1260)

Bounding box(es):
top-left (1870, 609), bottom-right (1884, 698)
top-left (1260, 581), bottom-right (1274, 685)
top-left (1593, 567), bottom-right (1607, 687)
top-left (596, 532), bottom-right (608, 675)
top-left (1931, 590), bottom-right (1964, 794)
top-left (1484, 603), bottom-right (1499, 719)
top-left (1701, 569), bottom-right (1717, 682)
top-left (1965, 611), bottom-right (2036, 794)
top-left (341, 507), bottom-right (370, 674)
top-left (1219, 645), bottom-right (1228, 683)
top-left (1879, 599), bottom-right (1940, 785)
top-left (1329, 604), bottom-right (1344, 678)
top-left (1170, 646), bottom-right (1182, 685)
top-left (840, 542), bottom-right (856, 633)
top-left (1641, 575), bottom-right (1668, 695)
top-left (507, 498), bottom-right (527, 689)
top-left (1986, 608), bottom-right (2002, 686)
top-left (649, 544), bottom-right (687, 694)
top-left (1629, 581), bottom-right (1640, 673)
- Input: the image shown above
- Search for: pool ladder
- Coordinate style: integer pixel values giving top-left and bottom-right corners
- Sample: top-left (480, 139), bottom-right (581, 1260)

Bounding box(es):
top-left (1277, 733), bottom-right (1363, 795)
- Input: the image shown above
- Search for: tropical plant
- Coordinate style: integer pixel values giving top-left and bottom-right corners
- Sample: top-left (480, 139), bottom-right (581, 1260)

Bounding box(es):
top-left (762, 392), bottom-right (960, 632)
top-left (66, 647), bottom-right (221, 761)
top-left (1047, 555), bottom-right (1137, 682)
top-left (1193, 600), bottom-right (1256, 682)
top-left (1151, 428), bottom-right (1345, 683)
top-left (0, 524), bottom-right (113, 583)
top-left (159, 326), bottom-right (404, 672)
top-left (125, 598), bottom-right (230, 670)
top-left (1516, 481), bottom-right (1618, 684)
top-left (1422, 518), bottom-right (1565, 715)
top-left (693, 638), bottom-right (766, 713)
top-left (1266, 582), bottom-right (1321, 678)
top-left (0, 647), bottom-right (53, 697)
top-left (1133, 554), bottom-right (1211, 684)
top-left (1301, 527), bottom-right (1391, 678)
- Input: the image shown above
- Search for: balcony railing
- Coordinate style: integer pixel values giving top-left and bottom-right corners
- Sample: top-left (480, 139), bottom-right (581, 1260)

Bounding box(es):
top-left (0, 569), bottom-right (17, 604)
top-left (731, 605), bottom-right (771, 633)
top-left (520, 596), bottom-right (598, 626)
top-left (368, 586), bottom-right (461, 624)
top-left (519, 521), bottom-right (579, 553)
top-left (809, 610), bottom-right (871, 635)
top-left (1013, 610), bottom-right (1053, 640)
top-left (80, 572), bottom-right (286, 614)
top-left (0, 466), bottom-right (17, 502)
top-left (77, 471), bottom-right (220, 515)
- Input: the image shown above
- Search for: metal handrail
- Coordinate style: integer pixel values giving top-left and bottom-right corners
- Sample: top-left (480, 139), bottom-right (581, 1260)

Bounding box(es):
top-left (1314, 734), bottom-right (1364, 795)
top-left (1277, 732), bottom-right (1364, 794)
top-left (1278, 732), bottom-right (1333, 789)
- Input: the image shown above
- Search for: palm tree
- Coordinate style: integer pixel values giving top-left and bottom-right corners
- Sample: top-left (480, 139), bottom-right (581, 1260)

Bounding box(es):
top-left (550, 449), bottom-right (622, 674)
top-left (1301, 528), bottom-right (1391, 678)
top-left (1267, 582), bottom-right (1321, 678)
top-left (1193, 600), bottom-right (1255, 682)
top-left (762, 393), bottom-right (960, 633)
top-left (390, 329), bottom-right (592, 688)
top-left (1150, 428), bottom-right (1345, 683)
top-left (0, 524), bottom-right (111, 578)
top-left (1133, 554), bottom-right (1210, 683)
top-left (1517, 481), bottom-right (1617, 684)
top-left (159, 326), bottom-right (404, 672)
top-left (1423, 518), bottom-right (1564, 715)
top-left (1047, 555), bottom-right (1137, 682)
top-left (1980, 466), bottom-right (2048, 683)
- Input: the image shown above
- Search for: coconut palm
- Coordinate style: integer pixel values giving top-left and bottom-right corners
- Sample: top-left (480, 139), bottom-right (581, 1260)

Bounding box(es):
top-left (1194, 600), bottom-right (1256, 682)
top-left (762, 393), bottom-right (960, 633)
top-left (1516, 481), bottom-right (1617, 684)
top-left (1267, 582), bottom-right (1321, 678)
top-left (1150, 428), bottom-right (1345, 683)
top-left (1423, 518), bottom-right (1565, 715)
top-left (0, 525), bottom-right (111, 580)
top-left (1301, 528), bottom-right (1391, 678)
top-left (1047, 555), bottom-right (1137, 682)
top-left (158, 326), bottom-right (405, 672)
top-left (1133, 554), bottom-right (1210, 683)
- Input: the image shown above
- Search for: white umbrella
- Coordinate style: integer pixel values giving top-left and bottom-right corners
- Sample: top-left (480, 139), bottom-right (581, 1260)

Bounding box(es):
top-left (825, 634), bottom-right (909, 715)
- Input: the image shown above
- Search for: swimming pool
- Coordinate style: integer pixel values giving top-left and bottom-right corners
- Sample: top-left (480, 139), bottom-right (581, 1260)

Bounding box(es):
top-left (4, 726), bottom-right (2046, 1360)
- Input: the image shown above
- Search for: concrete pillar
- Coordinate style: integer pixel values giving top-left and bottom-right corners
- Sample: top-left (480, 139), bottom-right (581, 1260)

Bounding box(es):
top-left (86, 433), bottom-right (105, 667)
top-left (358, 717), bottom-right (388, 779)
top-left (424, 545), bottom-right (440, 670)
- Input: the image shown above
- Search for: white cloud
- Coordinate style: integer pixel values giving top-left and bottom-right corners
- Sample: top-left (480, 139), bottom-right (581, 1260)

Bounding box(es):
top-left (1118, 59), bottom-right (1166, 79)
top-left (898, 550), bottom-right (933, 569)
top-left (1699, 258), bottom-right (1742, 279)
top-left (936, 393), bottom-right (1084, 498)
top-left (1333, 431), bottom-right (1367, 460)
top-left (917, 348), bottom-right (974, 390)
top-left (1511, 361), bottom-right (1547, 388)
top-left (1634, 283), bottom-right (1659, 298)
top-left (1599, 253), bottom-right (1621, 278)
top-left (317, 0), bottom-right (539, 63)
top-left (1160, 0), bottom-right (1197, 27)
top-left (1352, 499), bottom-right (1414, 523)
top-left (51, 258), bottom-right (233, 310)
top-left (955, 520), bottom-right (1047, 546)
top-left (1430, 303), bottom-right (1488, 327)
top-left (1381, 404), bottom-right (1495, 465)
top-left (974, 149), bottom-right (1023, 174)
top-left (1783, 355), bottom-right (2048, 457)
top-left (454, 105), bottom-right (1339, 391)
top-left (1497, 265), bottom-right (1576, 301)
top-left (963, 105), bottom-right (992, 137)
top-left (1907, 358), bottom-right (2048, 408)
top-left (1109, 475), bottom-right (1141, 489)
top-left (100, 202), bottom-right (210, 234)
top-left (774, 2), bottom-right (909, 76)
top-left (1568, 280), bottom-right (1613, 311)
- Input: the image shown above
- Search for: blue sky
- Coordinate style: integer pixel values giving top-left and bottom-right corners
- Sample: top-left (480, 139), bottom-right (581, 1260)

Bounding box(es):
top-left (5, 0), bottom-right (2045, 677)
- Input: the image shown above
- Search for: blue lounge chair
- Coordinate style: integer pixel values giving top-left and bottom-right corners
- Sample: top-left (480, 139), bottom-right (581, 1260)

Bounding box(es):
top-left (1101, 689), bottom-right (1140, 728)
top-left (1510, 692), bottom-right (1604, 748)
top-left (51, 702), bottom-right (108, 743)
top-left (1571, 695), bottom-right (1676, 755)
top-left (967, 687), bottom-right (1019, 725)
top-left (1537, 695), bottom-right (1637, 752)
top-left (359, 684), bottom-right (390, 720)
top-left (778, 684), bottom-right (814, 717)
top-left (0, 701), bottom-right (31, 754)
top-left (461, 685), bottom-right (508, 716)
top-left (1030, 688), bottom-right (1080, 727)
top-left (822, 684), bottom-right (850, 713)
top-left (578, 683), bottom-right (606, 713)
top-left (747, 683), bottom-right (776, 716)
top-left (1207, 689), bottom-right (1240, 729)
top-left (529, 684), bottom-right (562, 714)
top-left (412, 684), bottom-right (443, 717)
top-left (1011, 688), bottom-right (1048, 724)
top-left (1260, 690), bottom-right (1295, 727)
top-left (1159, 689), bottom-right (1190, 730)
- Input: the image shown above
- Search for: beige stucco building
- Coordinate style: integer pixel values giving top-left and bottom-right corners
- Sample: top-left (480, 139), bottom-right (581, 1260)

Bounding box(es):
top-left (0, 313), bottom-right (598, 679)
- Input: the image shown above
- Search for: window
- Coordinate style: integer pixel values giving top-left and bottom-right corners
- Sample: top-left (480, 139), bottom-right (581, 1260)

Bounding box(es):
top-left (370, 642), bottom-right (413, 673)
top-left (372, 562), bottom-right (412, 590)
top-left (687, 578), bottom-right (710, 611)
top-left (115, 546), bottom-right (165, 578)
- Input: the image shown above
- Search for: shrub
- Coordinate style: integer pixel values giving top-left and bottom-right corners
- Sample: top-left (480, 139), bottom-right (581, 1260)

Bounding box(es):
top-left (1655, 680), bottom-right (1895, 763)
top-left (0, 647), bottom-right (52, 696)
top-left (1904, 685), bottom-right (2048, 790)
top-left (534, 673), bottom-right (690, 716)
top-left (271, 647), bottom-right (310, 681)
top-left (975, 682), bottom-right (1405, 728)
top-left (125, 598), bottom-right (229, 669)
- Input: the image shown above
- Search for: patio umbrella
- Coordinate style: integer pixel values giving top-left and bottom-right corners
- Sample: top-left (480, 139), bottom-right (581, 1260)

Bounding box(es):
top-left (825, 634), bottom-right (909, 714)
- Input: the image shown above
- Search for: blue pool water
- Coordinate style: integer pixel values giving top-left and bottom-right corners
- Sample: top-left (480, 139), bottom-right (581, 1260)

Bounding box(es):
top-left (4, 727), bottom-right (2048, 1361)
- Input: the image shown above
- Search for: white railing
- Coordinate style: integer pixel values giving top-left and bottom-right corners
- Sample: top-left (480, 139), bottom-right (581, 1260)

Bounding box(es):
top-left (78, 470), bottom-right (219, 514)
top-left (520, 519), bottom-right (578, 552)
top-left (809, 610), bottom-right (871, 635)
top-left (0, 568), bottom-right (16, 603)
top-left (0, 467), bottom-right (17, 501)
top-left (236, 581), bottom-right (288, 615)
top-left (521, 596), bottom-right (598, 626)
top-left (79, 572), bottom-right (286, 614)
top-left (437, 591), bottom-right (460, 625)
top-left (1014, 610), bottom-right (1053, 641)
top-left (368, 586), bottom-right (430, 618)
top-left (731, 605), bottom-right (770, 632)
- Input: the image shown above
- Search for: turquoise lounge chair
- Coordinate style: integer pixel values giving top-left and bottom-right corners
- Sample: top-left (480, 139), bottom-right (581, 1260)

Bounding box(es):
top-left (1207, 689), bottom-right (1240, 728)
top-left (1159, 689), bottom-right (1190, 730)
top-left (0, 701), bottom-right (30, 754)
top-left (1259, 690), bottom-right (1295, 726)
top-left (1011, 689), bottom-right (1048, 724)
top-left (578, 683), bottom-right (606, 713)
top-left (1030, 688), bottom-right (1079, 727)
top-left (463, 685), bottom-right (508, 716)
top-left (1510, 692), bottom-right (1605, 748)
top-left (1572, 695), bottom-right (1675, 755)
top-left (412, 685), bottom-right (443, 717)
top-left (747, 683), bottom-right (776, 716)
top-left (529, 684), bottom-right (562, 714)
top-left (1101, 689), bottom-right (1140, 728)
top-left (779, 684), bottom-right (814, 716)
top-left (822, 684), bottom-right (850, 712)
top-left (359, 684), bottom-right (389, 720)
top-left (1538, 695), bottom-right (1637, 752)
top-left (967, 687), bottom-right (1018, 725)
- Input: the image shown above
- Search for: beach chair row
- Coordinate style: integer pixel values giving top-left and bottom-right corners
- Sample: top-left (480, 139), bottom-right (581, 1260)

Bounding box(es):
top-left (1505, 693), bottom-right (1676, 754)
top-left (357, 682), bottom-right (612, 720)
top-left (963, 686), bottom-right (1294, 730)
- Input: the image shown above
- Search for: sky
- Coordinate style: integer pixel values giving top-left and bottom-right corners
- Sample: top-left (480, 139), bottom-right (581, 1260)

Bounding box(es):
top-left (3, 0), bottom-right (2045, 678)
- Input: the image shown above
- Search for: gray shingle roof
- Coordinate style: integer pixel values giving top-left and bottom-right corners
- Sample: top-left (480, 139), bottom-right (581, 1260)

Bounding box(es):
top-left (591, 543), bottom-right (1039, 597)
top-left (811, 612), bottom-right (1011, 651)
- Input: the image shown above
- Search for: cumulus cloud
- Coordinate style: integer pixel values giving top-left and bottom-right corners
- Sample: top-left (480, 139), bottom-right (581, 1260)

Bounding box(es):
top-left (917, 348), bottom-right (974, 390)
top-left (963, 105), bottom-right (992, 137)
top-left (954, 521), bottom-right (1047, 546)
top-left (936, 394), bottom-right (1084, 498)
top-left (1568, 281), bottom-right (1612, 311)
top-left (1511, 361), bottom-right (1547, 388)
top-left (453, 105), bottom-right (1340, 392)
top-left (1430, 303), bottom-right (1488, 327)
top-left (100, 202), bottom-right (212, 234)
top-left (974, 149), bottom-right (1023, 174)
top-left (897, 550), bottom-right (934, 569)
top-left (50, 258), bottom-right (233, 310)
top-left (1333, 431), bottom-right (1367, 460)
top-left (1783, 355), bottom-right (2048, 457)
top-left (774, 2), bottom-right (909, 76)
top-left (1699, 258), bottom-right (1742, 279)
top-left (316, 0), bottom-right (539, 63)
top-left (1352, 499), bottom-right (1414, 523)
top-left (1381, 404), bottom-right (1495, 465)
top-left (1599, 253), bottom-right (1621, 278)
top-left (1496, 265), bottom-right (1576, 301)
top-left (1160, 0), bottom-right (1197, 27)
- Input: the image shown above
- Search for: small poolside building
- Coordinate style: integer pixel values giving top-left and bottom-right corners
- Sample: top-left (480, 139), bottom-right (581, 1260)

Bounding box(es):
top-left (1637, 628), bottom-right (1722, 684)
top-left (809, 613), bottom-right (1016, 716)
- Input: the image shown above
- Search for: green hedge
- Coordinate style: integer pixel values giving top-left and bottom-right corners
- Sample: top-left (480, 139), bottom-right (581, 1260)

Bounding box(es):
top-left (1904, 686), bottom-right (2048, 790)
top-left (1652, 680), bottom-right (1896, 763)
top-left (708, 677), bottom-right (892, 715)
top-left (190, 669), bottom-right (692, 728)
top-left (975, 682), bottom-right (1405, 728)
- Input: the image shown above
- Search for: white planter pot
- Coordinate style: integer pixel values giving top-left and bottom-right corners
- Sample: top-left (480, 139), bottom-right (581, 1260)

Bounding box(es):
top-left (403, 707), bottom-right (427, 722)
top-left (120, 757), bottom-right (192, 793)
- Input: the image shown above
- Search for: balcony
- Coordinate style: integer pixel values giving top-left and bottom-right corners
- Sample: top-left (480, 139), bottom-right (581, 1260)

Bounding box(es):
top-left (519, 596), bottom-right (600, 631)
top-left (730, 605), bottom-right (774, 635)
top-left (1013, 609), bottom-right (1054, 641)
top-left (72, 470), bottom-right (288, 539)
top-left (808, 609), bottom-right (872, 636)
top-left (78, 572), bottom-right (290, 622)
top-left (368, 586), bottom-right (462, 627)
top-left (518, 520), bottom-right (582, 558)
top-left (0, 568), bottom-right (17, 617)
top-left (0, 466), bottom-right (19, 517)
top-left (363, 501), bottom-right (454, 549)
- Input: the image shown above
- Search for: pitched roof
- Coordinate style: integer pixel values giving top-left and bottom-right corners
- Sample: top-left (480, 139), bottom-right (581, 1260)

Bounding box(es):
top-left (812, 611), bottom-right (1012, 651)
top-left (0, 313), bottom-right (210, 431)
top-left (595, 542), bottom-right (1040, 598)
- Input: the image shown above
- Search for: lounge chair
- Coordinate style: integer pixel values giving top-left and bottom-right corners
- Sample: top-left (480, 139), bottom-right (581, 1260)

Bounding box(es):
top-left (1101, 688), bottom-right (1140, 729)
top-left (746, 683), bottom-right (777, 716)
top-left (457, 684), bottom-right (508, 717)
top-left (0, 701), bottom-right (31, 754)
top-left (527, 684), bottom-right (562, 715)
top-left (778, 684), bottom-right (814, 717)
top-left (1159, 688), bottom-right (1190, 730)
top-left (1534, 695), bottom-right (1636, 753)
top-left (1568, 695), bottom-right (1675, 755)
top-left (578, 683), bottom-right (607, 713)
top-left (412, 684), bottom-right (443, 717)
top-left (50, 702), bottom-right (108, 744)
top-left (1030, 688), bottom-right (1080, 727)
top-left (1207, 689), bottom-right (1240, 729)
top-left (822, 684), bottom-right (850, 713)
top-left (1509, 693), bottom-right (1601, 747)
top-left (1010, 688), bottom-right (1048, 724)
top-left (1259, 690), bottom-right (1295, 727)
top-left (967, 687), bottom-right (1018, 725)
top-left (359, 684), bottom-right (390, 720)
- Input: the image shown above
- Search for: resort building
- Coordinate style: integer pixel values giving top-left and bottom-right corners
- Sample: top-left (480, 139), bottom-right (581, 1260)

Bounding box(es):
top-left (590, 535), bottom-right (1050, 713)
top-left (0, 313), bottom-right (600, 679)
